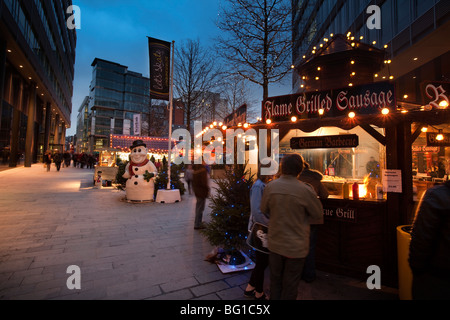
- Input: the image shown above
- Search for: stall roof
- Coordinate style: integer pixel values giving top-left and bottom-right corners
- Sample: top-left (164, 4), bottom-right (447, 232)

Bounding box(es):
top-left (110, 134), bottom-right (176, 153)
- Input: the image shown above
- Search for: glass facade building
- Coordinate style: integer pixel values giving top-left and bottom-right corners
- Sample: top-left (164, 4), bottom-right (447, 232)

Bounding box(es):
top-left (0, 0), bottom-right (76, 165)
top-left (78, 58), bottom-right (151, 152)
top-left (292, 0), bottom-right (449, 93)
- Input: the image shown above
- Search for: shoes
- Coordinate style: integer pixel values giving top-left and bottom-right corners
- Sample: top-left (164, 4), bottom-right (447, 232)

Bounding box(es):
top-left (255, 293), bottom-right (267, 300)
top-left (244, 289), bottom-right (255, 298)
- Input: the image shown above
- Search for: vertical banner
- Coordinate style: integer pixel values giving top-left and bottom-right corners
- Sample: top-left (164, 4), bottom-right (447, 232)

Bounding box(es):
top-left (123, 119), bottom-right (131, 135)
top-left (133, 114), bottom-right (141, 136)
top-left (148, 37), bottom-right (171, 101)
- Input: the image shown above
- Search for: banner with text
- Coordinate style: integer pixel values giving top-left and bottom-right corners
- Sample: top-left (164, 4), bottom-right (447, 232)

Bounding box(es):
top-left (148, 37), bottom-right (171, 101)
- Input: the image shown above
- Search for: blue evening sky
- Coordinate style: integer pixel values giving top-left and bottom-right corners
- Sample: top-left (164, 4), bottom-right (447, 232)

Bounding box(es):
top-left (68, 0), bottom-right (290, 135)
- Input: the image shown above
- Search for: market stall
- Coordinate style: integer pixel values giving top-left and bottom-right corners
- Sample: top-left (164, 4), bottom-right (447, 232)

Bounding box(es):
top-left (246, 35), bottom-right (450, 286)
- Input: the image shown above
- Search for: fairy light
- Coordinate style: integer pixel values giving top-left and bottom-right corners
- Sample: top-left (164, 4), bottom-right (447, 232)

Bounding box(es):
top-left (348, 111), bottom-right (356, 119)
top-left (381, 108), bottom-right (390, 115)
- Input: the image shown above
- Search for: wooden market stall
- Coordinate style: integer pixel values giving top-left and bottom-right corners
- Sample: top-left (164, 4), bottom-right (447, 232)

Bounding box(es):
top-left (243, 34), bottom-right (450, 287)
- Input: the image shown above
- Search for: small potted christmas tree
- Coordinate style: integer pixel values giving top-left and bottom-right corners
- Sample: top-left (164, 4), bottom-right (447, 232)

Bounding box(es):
top-left (200, 163), bottom-right (254, 266)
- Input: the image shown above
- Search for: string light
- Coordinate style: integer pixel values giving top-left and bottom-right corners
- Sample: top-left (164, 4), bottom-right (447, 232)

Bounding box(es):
top-left (381, 108), bottom-right (390, 115)
top-left (436, 130), bottom-right (444, 141)
top-left (348, 112), bottom-right (356, 118)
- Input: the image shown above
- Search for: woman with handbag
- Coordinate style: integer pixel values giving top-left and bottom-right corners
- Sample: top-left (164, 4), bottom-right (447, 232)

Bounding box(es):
top-left (244, 160), bottom-right (277, 300)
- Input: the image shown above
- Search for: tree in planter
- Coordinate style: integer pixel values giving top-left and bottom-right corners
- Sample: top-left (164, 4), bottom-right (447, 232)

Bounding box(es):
top-left (153, 162), bottom-right (186, 197)
top-left (115, 161), bottom-right (128, 191)
top-left (200, 163), bottom-right (254, 265)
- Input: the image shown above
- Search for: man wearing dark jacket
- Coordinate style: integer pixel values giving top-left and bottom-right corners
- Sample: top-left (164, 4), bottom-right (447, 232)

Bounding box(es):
top-left (192, 164), bottom-right (210, 230)
top-left (409, 180), bottom-right (450, 299)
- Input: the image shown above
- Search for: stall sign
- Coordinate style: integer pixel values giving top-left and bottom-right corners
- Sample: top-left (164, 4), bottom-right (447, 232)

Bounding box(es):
top-left (421, 82), bottom-right (450, 109)
top-left (412, 146), bottom-right (440, 153)
top-left (426, 132), bottom-right (450, 147)
top-left (262, 81), bottom-right (395, 122)
top-left (382, 169), bottom-right (402, 193)
top-left (323, 206), bottom-right (357, 223)
top-left (290, 134), bottom-right (359, 150)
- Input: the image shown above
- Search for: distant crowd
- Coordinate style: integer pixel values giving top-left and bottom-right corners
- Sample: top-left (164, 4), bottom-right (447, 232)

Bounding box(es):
top-left (44, 150), bottom-right (98, 172)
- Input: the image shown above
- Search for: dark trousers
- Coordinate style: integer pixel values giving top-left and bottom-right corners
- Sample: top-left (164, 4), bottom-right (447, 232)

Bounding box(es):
top-left (194, 197), bottom-right (206, 228)
top-left (302, 224), bottom-right (318, 281)
top-left (269, 252), bottom-right (305, 300)
top-left (248, 250), bottom-right (269, 293)
top-left (55, 162), bottom-right (61, 171)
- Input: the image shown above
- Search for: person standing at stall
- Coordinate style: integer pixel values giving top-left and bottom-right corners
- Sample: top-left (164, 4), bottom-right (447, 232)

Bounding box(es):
top-left (184, 164), bottom-right (194, 195)
top-left (244, 160), bottom-right (277, 300)
top-left (409, 180), bottom-right (450, 300)
top-left (261, 154), bottom-right (323, 300)
top-left (298, 162), bottom-right (329, 283)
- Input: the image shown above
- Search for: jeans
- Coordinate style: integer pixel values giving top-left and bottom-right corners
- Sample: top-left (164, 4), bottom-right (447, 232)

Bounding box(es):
top-left (248, 250), bottom-right (269, 293)
top-left (194, 197), bottom-right (206, 228)
top-left (269, 252), bottom-right (305, 300)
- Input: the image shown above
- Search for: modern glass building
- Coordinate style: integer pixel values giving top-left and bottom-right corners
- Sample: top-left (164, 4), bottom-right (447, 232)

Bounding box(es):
top-left (292, 0), bottom-right (450, 95)
top-left (0, 0), bottom-right (76, 166)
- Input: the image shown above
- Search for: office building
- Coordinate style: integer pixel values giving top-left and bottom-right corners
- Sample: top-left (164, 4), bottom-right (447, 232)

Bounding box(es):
top-left (0, 0), bottom-right (77, 166)
top-left (78, 58), bottom-right (184, 153)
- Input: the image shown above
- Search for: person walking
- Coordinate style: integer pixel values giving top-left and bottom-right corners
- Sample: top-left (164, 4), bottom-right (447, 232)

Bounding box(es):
top-left (298, 162), bottom-right (329, 283)
top-left (409, 180), bottom-right (450, 299)
top-left (260, 154), bottom-right (323, 300)
top-left (244, 161), bottom-right (276, 300)
top-left (44, 150), bottom-right (52, 172)
top-left (53, 150), bottom-right (63, 172)
top-left (184, 164), bottom-right (194, 195)
top-left (192, 163), bottom-right (210, 230)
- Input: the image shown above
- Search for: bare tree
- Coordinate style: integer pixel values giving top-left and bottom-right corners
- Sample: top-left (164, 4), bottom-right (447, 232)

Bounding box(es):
top-left (174, 39), bottom-right (219, 132)
top-left (216, 0), bottom-right (292, 100)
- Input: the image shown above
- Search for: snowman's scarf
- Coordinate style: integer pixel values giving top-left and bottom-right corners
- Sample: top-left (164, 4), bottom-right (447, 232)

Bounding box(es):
top-left (128, 158), bottom-right (150, 176)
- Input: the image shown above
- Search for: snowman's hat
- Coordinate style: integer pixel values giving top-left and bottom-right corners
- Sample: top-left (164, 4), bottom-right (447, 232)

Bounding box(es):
top-left (130, 140), bottom-right (146, 150)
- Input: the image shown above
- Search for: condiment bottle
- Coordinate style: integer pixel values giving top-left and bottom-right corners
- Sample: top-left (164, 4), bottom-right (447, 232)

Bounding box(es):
top-left (352, 182), bottom-right (359, 200)
top-left (343, 181), bottom-right (349, 199)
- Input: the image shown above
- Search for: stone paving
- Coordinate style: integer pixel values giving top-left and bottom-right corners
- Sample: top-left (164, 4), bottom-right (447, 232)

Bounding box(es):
top-left (0, 164), bottom-right (398, 300)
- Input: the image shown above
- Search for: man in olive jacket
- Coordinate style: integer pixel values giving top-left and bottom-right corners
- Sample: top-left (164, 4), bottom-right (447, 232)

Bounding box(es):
top-left (261, 154), bottom-right (323, 300)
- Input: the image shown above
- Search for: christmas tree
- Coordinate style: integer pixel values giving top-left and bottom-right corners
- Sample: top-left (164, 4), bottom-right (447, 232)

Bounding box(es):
top-left (200, 163), bottom-right (254, 265)
top-left (153, 162), bottom-right (186, 196)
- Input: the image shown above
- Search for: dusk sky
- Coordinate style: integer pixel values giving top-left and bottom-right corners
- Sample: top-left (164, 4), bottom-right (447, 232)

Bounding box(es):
top-left (68, 0), bottom-right (291, 136)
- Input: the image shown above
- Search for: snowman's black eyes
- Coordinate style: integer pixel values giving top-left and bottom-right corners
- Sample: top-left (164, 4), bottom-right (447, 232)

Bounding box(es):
top-left (133, 149), bottom-right (137, 152)
top-left (138, 148), bottom-right (141, 152)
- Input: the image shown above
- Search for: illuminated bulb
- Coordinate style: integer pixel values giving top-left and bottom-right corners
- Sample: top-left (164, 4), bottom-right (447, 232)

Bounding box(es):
top-left (351, 42), bottom-right (355, 47)
top-left (360, 36), bottom-right (363, 40)
top-left (374, 74), bottom-right (378, 78)
top-left (315, 76), bottom-right (319, 80)
top-left (330, 33), bottom-right (334, 37)
top-left (318, 109), bottom-right (324, 115)
top-left (436, 131), bottom-right (444, 141)
top-left (372, 41), bottom-right (377, 45)
top-left (350, 60), bottom-right (355, 64)
top-left (413, 57), bottom-right (418, 61)
top-left (351, 72), bottom-right (356, 76)
top-left (213, 121), bottom-right (217, 126)
top-left (384, 44), bottom-right (388, 48)
top-left (222, 125), bottom-right (227, 130)
top-left (348, 112), bottom-right (356, 118)
top-left (303, 55), bottom-right (306, 59)
top-left (317, 67), bottom-right (321, 71)
top-left (381, 108), bottom-right (390, 115)
top-left (389, 76), bottom-right (394, 79)
top-left (266, 119), bottom-right (272, 125)
top-left (403, 95), bottom-right (408, 99)
top-left (210, 124), bottom-right (213, 128)
top-left (300, 84), bottom-right (304, 88)
top-left (219, 122), bottom-right (223, 126)
top-left (291, 116), bottom-right (297, 122)
top-left (421, 127), bottom-right (428, 133)
top-left (243, 123), bottom-right (249, 128)
top-left (348, 83), bottom-right (353, 87)
top-left (312, 50), bottom-right (316, 54)
top-left (439, 100), bottom-right (449, 108)
top-left (291, 65), bottom-right (295, 69)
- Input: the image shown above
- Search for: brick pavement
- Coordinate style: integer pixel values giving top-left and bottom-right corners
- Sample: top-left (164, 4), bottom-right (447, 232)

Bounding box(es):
top-left (0, 163), bottom-right (398, 300)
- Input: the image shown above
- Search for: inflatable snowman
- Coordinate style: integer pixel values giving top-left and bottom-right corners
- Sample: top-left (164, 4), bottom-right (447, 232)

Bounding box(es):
top-left (122, 140), bottom-right (158, 201)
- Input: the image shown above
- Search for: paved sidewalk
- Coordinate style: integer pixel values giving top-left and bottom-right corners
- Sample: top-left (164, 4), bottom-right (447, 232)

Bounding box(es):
top-left (0, 164), bottom-right (398, 300)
